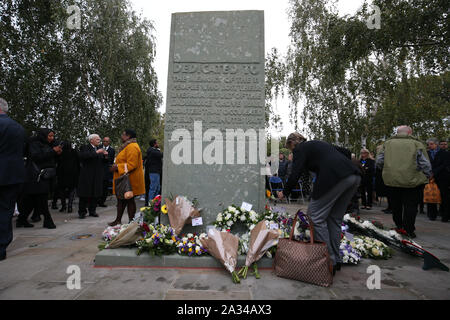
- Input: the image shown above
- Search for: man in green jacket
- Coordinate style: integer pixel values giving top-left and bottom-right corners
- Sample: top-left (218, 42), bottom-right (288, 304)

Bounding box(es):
top-left (376, 126), bottom-right (432, 238)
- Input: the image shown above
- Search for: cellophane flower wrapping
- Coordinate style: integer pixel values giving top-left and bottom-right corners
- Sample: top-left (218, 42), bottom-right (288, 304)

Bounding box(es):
top-left (165, 196), bottom-right (201, 236)
top-left (200, 229), bottom-right (239, 274)
top-left (245, 220), bottom-right (279, 267)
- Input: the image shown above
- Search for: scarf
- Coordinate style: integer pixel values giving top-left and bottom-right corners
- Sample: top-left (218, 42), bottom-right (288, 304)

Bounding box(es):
top-left (117, 138), bottom-right (137, 155)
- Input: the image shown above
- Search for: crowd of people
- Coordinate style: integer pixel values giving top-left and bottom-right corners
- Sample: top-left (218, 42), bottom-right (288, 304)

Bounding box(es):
top-left (0, 98), bottom-right (163, 261)
top-left (275, 127), bottom-right (449, 275)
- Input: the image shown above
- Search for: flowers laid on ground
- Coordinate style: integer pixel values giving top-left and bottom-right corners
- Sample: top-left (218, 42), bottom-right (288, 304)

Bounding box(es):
top-left (140, 195), bottom-right (162, 225)
top-left (214, 205), bottom-right (261, 232)
top-left (165, 195), bottom-right (201, 236)
top-left (345, 235), bottom-right (393, 260)
top-left (102, 224), bottom-right (129, 242)
top-left (339, 236), bottom-right (362, 264)
top-left (136, 224), bottom-right (179, 256)
top-left (176, 233), bottom-right (208, 256)
top-left (200, 229), bottom-right (241, 284)
top-left (238, 220), bottom-right (279, 279)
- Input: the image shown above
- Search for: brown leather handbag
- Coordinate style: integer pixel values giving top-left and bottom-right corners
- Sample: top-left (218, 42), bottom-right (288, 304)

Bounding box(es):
top-left (114, 164), bottom-right (134, 200)
top-left (274, 214), bottom-right (333, 287)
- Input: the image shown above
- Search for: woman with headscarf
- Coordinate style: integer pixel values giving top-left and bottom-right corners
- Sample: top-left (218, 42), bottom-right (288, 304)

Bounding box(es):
top-left (56, 140), bottom-right (80, 213)
top-left (16, 128), bottom-right (62, 228)
top-left (108, 129), bottom-right (145, 226)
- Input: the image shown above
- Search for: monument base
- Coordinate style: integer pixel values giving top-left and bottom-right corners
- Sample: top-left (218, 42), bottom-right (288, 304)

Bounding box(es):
top-left (94, 247), bottom-right (274, 269)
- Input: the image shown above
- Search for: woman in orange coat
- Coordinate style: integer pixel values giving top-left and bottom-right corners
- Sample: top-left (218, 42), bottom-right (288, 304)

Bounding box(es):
top-left (108, 129), bottom-right (145, 226)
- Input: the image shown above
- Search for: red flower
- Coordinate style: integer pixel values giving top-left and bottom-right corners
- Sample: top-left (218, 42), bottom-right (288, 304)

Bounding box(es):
top-left (142, 223), bottom-right (150, 232)
top-left (226, 229), bottom-right (231, 233)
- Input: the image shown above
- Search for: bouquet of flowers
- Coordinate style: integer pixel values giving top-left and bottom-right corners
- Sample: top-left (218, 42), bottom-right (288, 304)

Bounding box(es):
top-left (238, 220), bottom-right (279, 279)
top-left (176, 233), bottom-right (208, 256)
top-left (348, 235), bottom-right (393, 259)
top-left (200, 229), bottom-right (241, 284)
top-left (106, 221), bottom-right (142, 249)
top-left (136, 224), bottom-right (178, 256)
top-left (165, 195), bottom-right (201, 236)
top-left (214, 205), bottom-right (260, 232)
top-left (140, 195), bottom-right (162, 225)
top-left (340, 235), bottom-right (362, 264)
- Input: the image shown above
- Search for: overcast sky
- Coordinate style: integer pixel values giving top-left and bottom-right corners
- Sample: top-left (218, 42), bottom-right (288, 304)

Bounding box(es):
top-left (129, 0), bottom-right (365, 137)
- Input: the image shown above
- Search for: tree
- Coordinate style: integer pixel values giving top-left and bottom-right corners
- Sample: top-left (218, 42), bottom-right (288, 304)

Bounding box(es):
top-left (266, 0), bottom-right (449, 153)
top-left (0, 0), bottom-right (162, 146)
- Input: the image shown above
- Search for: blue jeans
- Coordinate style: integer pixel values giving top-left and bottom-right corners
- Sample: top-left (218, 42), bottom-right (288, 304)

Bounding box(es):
top-left (148, 173), bottom-right (161, 203)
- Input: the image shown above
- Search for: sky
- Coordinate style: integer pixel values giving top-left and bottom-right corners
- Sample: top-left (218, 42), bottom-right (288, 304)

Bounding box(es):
top-left (129, 0), bottom-right (365, 137)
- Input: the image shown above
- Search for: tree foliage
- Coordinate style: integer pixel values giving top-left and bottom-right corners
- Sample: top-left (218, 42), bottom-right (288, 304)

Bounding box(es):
top-left (0, 0), bottom-right (162, 147)
top-left (266, 0), bottom-right (449, 153)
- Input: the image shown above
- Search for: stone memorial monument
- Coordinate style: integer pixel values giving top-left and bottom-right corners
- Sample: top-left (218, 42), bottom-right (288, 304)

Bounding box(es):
top-left (162, 11), bottom-right (266, 233)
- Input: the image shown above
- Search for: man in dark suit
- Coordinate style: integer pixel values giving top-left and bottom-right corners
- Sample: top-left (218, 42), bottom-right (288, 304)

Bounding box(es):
top-left (0, 98), bottom-right (26, 261)
top-left (98, 136), bottom-right (115, 207)
top-left (77, 134), bottom-right (108, 218)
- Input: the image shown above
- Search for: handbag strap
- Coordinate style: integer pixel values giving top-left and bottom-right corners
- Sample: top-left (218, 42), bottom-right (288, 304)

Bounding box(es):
top-left (289, 211), bottom-right (315, 244)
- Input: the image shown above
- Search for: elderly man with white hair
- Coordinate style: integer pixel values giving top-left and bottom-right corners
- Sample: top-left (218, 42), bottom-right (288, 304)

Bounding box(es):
top-left (376, 125), bottom-right (432, 238)
top-left (77, 134), bottom-right (109, 219)
top-left (0, 98), bottom-right (26, 260)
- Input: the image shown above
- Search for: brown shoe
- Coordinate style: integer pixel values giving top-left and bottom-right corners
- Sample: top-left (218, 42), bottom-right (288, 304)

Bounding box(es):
top-left (108, 220), bottom-right (121, 227)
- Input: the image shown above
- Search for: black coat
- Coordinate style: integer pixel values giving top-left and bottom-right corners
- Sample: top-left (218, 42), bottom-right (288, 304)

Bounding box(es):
top-left (0, 114), bottom-right (26, 186)
top-left (101, 145), bottom-right (115, 181)
top-left (278, 159), bottom-right (288, 178)
top-left (56, 147), bottom-right (80, 189)
top-left (77, 144), bottom-right (108, 198)
top-left (283, 140), bottom-right (359, 200)
top-left (360, 158), bottom-right (375, 185)
top-left (432, 150), bottom-right (450, 186)
top-left (145, 147), bottom-right (163, 174)
top-left (23, 129), bottom-right (58, 195)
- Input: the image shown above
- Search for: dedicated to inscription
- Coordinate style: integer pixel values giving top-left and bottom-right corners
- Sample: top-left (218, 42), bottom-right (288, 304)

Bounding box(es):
top-left (167, 62), bottom-right (264, 131)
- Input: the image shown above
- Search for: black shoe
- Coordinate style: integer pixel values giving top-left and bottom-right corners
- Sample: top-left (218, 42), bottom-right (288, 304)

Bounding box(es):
top-left (89, 213), bottom-right (99, 217)
top-left (68, 207), bottom-right (73, 213)
top-left (59, 207), bottom-right (67, 213)
top-left (407, 232), bottom-right (416, 239)
top-left (335, 262), bottom-right (341, 271)
top-left (16, 220), bottom-right (34, 228)
top-left (31, 216), bottom-right (41, 223)
top-left (98, 204), bottom-right (107, 208)
top-left (442, 218), bottom-right (449, 223)
top-left (429, 217), bottom-right (436, 221)
top-left (43, 220), bottom-right (56, 229)
top-left (0, 252), bottom-right (6, 261)
top-left (366, 207), bottom-right (372, 210)
top-left (78, 214), bottom-right (86, 219)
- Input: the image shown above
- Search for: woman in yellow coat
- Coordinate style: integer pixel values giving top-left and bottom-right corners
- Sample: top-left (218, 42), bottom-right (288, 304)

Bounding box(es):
top-left (108, 129), bottom-right (145, 226)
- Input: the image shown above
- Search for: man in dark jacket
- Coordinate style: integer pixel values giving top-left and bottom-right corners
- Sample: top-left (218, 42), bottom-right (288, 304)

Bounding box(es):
top-left (77, 134), bottom-right (108, 218)
top-left (0, 98), bottom-right (26, 260)
top-left (278, 133), bottom-right (360, 274)
top-left (360, 148), bottom-right (375, 209)
top-left (427, 138), bottom-right (450, 222)
top-left (146, 139), bottom-right (163, 203)
top-left (98, 136), bottom-right (115, 207)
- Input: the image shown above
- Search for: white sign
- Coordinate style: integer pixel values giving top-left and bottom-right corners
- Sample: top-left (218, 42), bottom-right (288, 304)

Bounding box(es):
top-left (270, 223), bottom-right (279, 230)
top-left (192, 217), bottom-right (203, 226)
top-left (241, 202), bottom-right (253, 212)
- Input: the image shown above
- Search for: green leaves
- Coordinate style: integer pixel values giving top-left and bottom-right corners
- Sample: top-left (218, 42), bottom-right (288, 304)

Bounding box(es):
top-left (265, 0), bottom-right (449, 151)
top-left (0, 0), bottom-right (162, 146)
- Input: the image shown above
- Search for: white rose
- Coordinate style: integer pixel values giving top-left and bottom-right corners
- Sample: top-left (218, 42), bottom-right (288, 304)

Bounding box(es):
top-left (249, 224), bottom-right (255, 231)
top-left (240, 215), bottom-right (246, 222)
top-left (225, 213), bottom-right (232, 220)
top-left (228, 206), bottom-right (234, 212)
top-left (187, 233), bottom-right (193, 238)
top-left (227, 220), bottom-right (233, 227)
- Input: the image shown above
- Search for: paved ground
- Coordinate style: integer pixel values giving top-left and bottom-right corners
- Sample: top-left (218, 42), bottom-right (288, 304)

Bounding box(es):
top-left (1, 197), bottom-right (449, 300)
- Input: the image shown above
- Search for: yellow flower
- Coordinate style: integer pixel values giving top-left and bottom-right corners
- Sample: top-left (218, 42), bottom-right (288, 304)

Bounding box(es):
top-left (266, 190), bottom-right (271, 198)
top-left (162, 204), bottom-right (168, 214)
top-left (189, 248), bottom-right (193, 252)
top-left (372, 248), bottom-right (380, 256)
